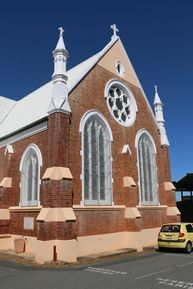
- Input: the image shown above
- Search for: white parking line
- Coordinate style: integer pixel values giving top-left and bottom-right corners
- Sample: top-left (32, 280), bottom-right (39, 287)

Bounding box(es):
top-left (135, 268), bottom-right (173, 280)
top-left (85, 266), bottom-right (128, 275)
top-left (176, 261), bottom-right (193, 268)
top-left (135, 260), bottom-right (193, 280)
top-left (156, 277), bottom-right (193, 288)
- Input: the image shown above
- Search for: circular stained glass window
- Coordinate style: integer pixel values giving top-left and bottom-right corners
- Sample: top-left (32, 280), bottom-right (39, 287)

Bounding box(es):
top-left (105, 80), bottom-right (137, 127)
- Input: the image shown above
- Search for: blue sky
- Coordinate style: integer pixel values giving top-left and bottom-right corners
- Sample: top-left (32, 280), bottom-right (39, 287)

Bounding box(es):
top-left (0, 0), bottom-right (192, 182)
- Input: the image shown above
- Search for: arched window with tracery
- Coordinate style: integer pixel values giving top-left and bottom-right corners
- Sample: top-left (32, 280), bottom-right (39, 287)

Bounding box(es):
top-left (137, 131), bottom-right (158, 205)
top-left (81, 111), bottom-right (113, 205)
top-left (20, 145), bottom-right (42, 206)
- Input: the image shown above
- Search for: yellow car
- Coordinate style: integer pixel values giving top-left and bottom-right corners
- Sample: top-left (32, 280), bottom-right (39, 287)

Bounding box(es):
top-left (158, 223), bottom-right (193, 253)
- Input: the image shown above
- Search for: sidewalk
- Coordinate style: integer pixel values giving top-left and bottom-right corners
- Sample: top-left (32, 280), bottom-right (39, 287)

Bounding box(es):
top-left (0, 249), bottom-right (36, 266)
top-left (0, 247), bottom-right (156, 268)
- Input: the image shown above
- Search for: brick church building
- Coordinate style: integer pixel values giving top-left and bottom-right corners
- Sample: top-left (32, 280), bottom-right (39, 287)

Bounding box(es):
top-left (0, 26), bottom-right (180, 263)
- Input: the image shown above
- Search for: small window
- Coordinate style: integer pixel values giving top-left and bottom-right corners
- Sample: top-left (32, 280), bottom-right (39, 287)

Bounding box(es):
top-left (161, 225), bottom-right (180, 233)
top-left (115, 61), bottom-right (125, 76)
top-left (186, 224), bottom-right (193, 233)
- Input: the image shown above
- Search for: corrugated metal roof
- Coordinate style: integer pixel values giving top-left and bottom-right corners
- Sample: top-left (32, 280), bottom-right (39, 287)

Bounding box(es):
top-left (0, 96), bottom-right (16, 125)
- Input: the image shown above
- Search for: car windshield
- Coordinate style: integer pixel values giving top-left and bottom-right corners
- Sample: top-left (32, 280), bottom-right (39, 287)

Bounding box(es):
top-left (161, 225), bottom-right (180, 233)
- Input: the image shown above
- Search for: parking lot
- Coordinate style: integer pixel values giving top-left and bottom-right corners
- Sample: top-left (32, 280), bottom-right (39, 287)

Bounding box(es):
top-left (1, 250), bottom-right (193, 289)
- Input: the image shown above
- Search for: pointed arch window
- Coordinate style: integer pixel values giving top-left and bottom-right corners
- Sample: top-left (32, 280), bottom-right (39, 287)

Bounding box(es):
top-left (137, 132), bottom-right (158, 205)
top-left (81, 112), bottom-right (113, 205)
top-left (20, 145), bottom-right (42, 206)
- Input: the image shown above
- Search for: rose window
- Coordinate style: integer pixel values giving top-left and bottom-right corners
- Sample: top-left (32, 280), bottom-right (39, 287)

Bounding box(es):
top-left (105, 81), bottom-right (137, 127)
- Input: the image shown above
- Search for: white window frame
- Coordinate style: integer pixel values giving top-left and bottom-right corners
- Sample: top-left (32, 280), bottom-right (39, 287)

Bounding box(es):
top-left (19, 144), bottom-right (42, 207)
top-left (135, 129), bottom-right (158, 206)
top-left (104, 79), bottom-right (138, 127)
top-left (79, 110), bottom-right (113, 205)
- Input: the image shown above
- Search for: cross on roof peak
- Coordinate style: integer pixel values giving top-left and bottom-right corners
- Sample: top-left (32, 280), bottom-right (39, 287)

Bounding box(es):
top-left (58, 27), bottom-right (64, 37)
top-left (110, 24), bottom-right (119, 39)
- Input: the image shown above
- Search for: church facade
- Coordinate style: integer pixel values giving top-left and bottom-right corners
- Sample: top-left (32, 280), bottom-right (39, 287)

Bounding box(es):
top-left (0, 26), bottom-right (180, 263)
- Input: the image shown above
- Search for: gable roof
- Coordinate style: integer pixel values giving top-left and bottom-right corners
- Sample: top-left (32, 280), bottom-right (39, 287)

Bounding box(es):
top-left (0, 36), bottom-right (156, 140)
top-left (0, 37), bottom-right (118, 140)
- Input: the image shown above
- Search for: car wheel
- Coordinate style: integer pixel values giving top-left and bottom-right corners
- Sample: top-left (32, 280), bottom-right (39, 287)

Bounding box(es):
top-left (184, 242), bottom-right (192, 254)
top-left (158, 247), bottom-right (165, 252)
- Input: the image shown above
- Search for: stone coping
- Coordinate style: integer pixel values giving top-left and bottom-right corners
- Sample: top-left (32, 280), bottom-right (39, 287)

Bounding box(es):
top-left (125, 207), bottom-right (141, 219)
top-left (42, 167), bottom-right (73, 180)
top-left (0, 177), bottom-right (12, 188)
top-left (37, 208), bottom-right (76, 222)
top-left (165, 181), bottom-right (176, 191)
top-left (167, 206), bottom-right (181, 216)
top-left (0, 209), bottom-right (10, 220)
top-left (123, 176), bottom-right (136, 187)
top-left (73, 205), bottom-right (126, 211)
top-left (137, 205), bottom-right (167, 210)
top-left (9, 206), bottom-right (42, 212)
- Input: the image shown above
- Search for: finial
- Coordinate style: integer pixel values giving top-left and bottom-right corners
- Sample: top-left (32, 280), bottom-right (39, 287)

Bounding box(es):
top-left (110, 24), bottom-right (119, 39)
top-left (58, 27), bottom-right (64, 37)
top-left (153, 84), bottom-right (162, 106)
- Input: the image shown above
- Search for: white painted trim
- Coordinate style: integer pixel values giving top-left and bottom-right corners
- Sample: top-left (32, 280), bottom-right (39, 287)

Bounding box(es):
top-left (4, 144), bottom-right (14, 155)
top-left (115, 60), bottom-right (125, 77)
top-left (19, 144), bottom-right (43, 171)
top-left (0, 121), bottom-right (48, 148)
top-left (135, 128), bottom-right (157, 153)
top-left (79, 110), bottom-right (113, 141)
top-left (137, 205), bottom-right (167, 210)
top-left (73, 205), bottom-right (125, 210)
top-left (122, 144), bottom-right (132, 154)
top-left (9, 206), bottom-right (42, 212)
top-left (104, 79), bottom-right (138, 127)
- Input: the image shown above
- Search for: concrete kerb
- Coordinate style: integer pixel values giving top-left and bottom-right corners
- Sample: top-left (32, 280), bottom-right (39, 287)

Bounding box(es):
top-left (0, 247), bottom-right (157, 268)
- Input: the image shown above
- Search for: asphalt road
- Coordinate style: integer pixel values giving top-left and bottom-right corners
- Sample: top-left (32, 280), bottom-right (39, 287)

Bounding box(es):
top-left (1, 251), bottom-right (193, 289)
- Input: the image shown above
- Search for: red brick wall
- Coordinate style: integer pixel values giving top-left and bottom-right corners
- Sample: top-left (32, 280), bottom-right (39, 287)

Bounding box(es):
top-left (10, 211), bottom-right (39, 237)
top-left (0, 129), bottom-right (49, 208)
top-left (48, 113), bottom-right (70, 167)
top-left (0, 220), bottom-right (10, 236)
top-left (0, 63), bottom-right (176, 239)
top-left (0, 188), bottom-right (11, 208)
top-left (139, 209), bottom-right (168, 230)
top-left (125, 218), bottom-right (141, 232)
top-left (75, 209), bottom-right (125, 236)
top-left (41, 179), bottom-right (73, 207)
top-left (37, 221), bottom-right (76, 240)
top-left (69, 65), bottom-right (170, 210)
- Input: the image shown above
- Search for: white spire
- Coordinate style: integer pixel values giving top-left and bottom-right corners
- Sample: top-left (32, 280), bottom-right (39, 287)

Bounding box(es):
top-left (55, 27), bottom-right (66, 50)
top-left (153, 85), bottom-right (162, 105)
top-left (153, 85), bottom-right (169, 146)
top-left (52, 27), bottom-right (69, 80)
top-left (48, 27), bottom-right (71, 114)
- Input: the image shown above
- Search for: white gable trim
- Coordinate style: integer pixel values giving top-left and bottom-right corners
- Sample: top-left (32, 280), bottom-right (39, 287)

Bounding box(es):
top-left (0, 120), bottom-right (48, 148)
